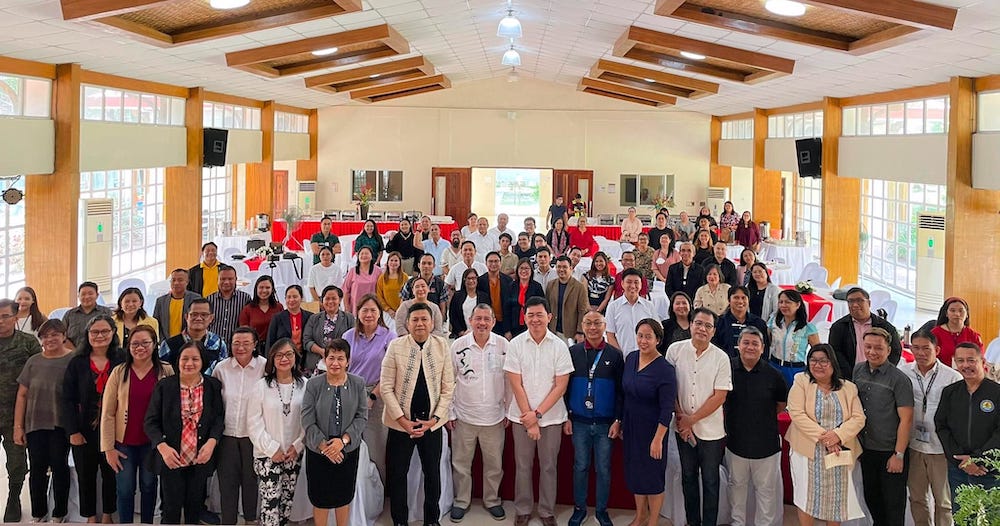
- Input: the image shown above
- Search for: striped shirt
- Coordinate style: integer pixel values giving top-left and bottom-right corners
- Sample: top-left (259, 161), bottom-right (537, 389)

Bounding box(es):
top-left (207, 290), bottom-right (252, 349)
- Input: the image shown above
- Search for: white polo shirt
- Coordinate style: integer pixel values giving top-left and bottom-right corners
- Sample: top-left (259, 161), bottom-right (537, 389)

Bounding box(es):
top-left (450, 332), bottom-right (509, 426)
top-left (212, 356), bottom-right (267, 437)
top-left (487, 226), bottom-right (518, 247)
top-left (902, 360), bottom-right (963, 454)
top-left (534, 267), bottom-right (558, 290)
top-left (445, 260), bottom-right (488, 289)
top-left (504, 329), bottom-right (574, 427)
top-left (604, 295), bottom-right (657, 357)
top-left (665, 339), bottom-right (733, 441)
top-left (465, 231), bottom-right (499, 258)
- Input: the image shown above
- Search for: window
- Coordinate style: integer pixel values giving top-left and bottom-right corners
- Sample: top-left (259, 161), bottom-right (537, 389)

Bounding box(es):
top-left (275, 111), bottom-right (309, 133)
top-left (860, 180), bottom-right (946, 295)
top-left (351, 170), bottom-right (403, 203)
top-left (0, 176), bottom-right (26, 299)
top-left (202, 166), bottom-right (233, 242)
top-left (767, 110), bottom-right (823, 139)
top-left (721, 118), bottom-right (753, 139)
top-left (82, 86), bottom-right (184, 125)
top-left (794, 176), bottom-right (823, 251)
top-left (203, 101), bottom-right (261, 130)
top-left (843, 97), bottom-right (948, 136)
top-left (0, 74), bottom-right (51, 117)
top-left (80, 168), bottom-right (166, 284)
top-left (618, 174), bottom-right (675, 207)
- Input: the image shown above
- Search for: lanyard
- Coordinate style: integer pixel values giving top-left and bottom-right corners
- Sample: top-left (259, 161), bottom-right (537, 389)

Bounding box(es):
top-left (914, 366), bottom-right (939, 417)
top-left (586, 349), bottom-right (605, 398)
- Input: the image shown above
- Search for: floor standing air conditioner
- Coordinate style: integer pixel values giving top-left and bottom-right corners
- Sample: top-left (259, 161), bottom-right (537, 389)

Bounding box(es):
top-left (80, 198), bottom-right (114, 298)
top-left (915, 212), bottom-right (945, 310)
top-left (297, 181), bottom-right (316, 212)
top-left (705, 187), bottom-right (730, 216)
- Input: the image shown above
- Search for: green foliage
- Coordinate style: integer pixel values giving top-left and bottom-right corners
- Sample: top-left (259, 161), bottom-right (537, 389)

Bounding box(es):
top-left (954, 449), bottom-right (1000, 526)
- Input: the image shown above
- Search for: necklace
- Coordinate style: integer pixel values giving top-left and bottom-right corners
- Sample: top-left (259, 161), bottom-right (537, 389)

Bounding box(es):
top-left (277, 381), bottom-right (295, 416)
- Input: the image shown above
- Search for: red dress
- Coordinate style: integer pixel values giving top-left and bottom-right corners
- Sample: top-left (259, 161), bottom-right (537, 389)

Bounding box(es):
top-left (931, 325), bottom-right (984, 367)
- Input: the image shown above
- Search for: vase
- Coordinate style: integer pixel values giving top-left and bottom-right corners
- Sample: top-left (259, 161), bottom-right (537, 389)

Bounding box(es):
top-left (359, 204), bottom-right (369, 220)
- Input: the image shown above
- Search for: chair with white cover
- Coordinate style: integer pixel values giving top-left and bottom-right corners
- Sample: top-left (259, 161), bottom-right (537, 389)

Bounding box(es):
top-left (221, 247), bottom-right (241, 261)
top-left (49, 307), bottom-right (70, 320)
top-left (147, 280), bottom-right (171, 300)
top-left (809, 303), bottom-right (832, 326)
top-left (881, 299), bottom-right (898, 324)
top-left (829, 277), bottom-right (842, 290)
top-left (869, 290), bottom-right (892, 311)
top-left (797, 262), bottom-right (819, 283)
top-left (117, 277), bottom-right (147, 299)
top-left (229, 261), bottom-right (250, 280)
top-left (985, 337), bottom-right (1000, 363)
top-left (809, 266), bottom-right (831, 289)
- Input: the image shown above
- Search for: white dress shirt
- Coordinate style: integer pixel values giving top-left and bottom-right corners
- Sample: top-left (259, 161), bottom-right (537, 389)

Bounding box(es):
top-left (504, 330), bottom-right (574, 427)
top-left (246, 377), bottom-right (306, 458)
top-left (450, 332), bottom-right (509, 426)
top-left (441, 247), bottom-right (463, 275)
top-left (212, 356), bottom-right (267, 437)
top-left (902, 360), bottom-right (963, 454)
top-left (665, 339), bottom-right (733, 441)
top-left (465, 231), bottom-right (499, 259)
top-left (445, 260), bottom-right (488, 289)
top-left (604, 295), bottom-right (657, 357)
top-left (534, 267), bottom-right (558, 290)
top-left (487, 227), bottom-right (518, 247)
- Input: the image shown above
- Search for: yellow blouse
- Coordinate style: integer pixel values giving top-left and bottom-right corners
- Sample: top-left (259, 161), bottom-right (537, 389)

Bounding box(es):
top-left (376, 271), bottom-right (409, 313)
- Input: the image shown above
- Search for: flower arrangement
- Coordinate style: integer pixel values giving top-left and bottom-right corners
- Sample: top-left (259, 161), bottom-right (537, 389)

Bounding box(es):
top-left (650, 193), bottom-right (675, 211)
top-left (794, 280), bottom-right (815, 294)
top-left (255, 245), bottom-right (275, 261)
top-left (353, 184), bottom-right (376, 208)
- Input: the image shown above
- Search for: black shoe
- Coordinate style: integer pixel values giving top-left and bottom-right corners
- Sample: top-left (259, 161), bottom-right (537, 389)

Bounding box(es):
top-left (568, 507), bottom-right (587, 526)
top-left (486, 505), bottom-right (506, 521)
top-left (198, 511), bottom-right (220, 525)
top-left (3, 498), bottom-right (21, 523)
top-left (595, 510), bottom-right (613, 526)
top-left (449, 506), bottom-right (467, 523)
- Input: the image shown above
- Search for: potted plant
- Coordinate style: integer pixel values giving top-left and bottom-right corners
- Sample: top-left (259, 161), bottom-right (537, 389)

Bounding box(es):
top-left (954, 449), bottom-right (1000, 525)
top-left (650, 193), bottom-right (675, 211)
top-left (794, 280), bottom-right (815, 294)
top-left (354, 184), bottom-right (376, 220)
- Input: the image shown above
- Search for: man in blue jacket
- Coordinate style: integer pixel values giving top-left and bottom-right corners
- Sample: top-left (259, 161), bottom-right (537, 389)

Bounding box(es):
top-left (564, 310), bottom-right (624, 526)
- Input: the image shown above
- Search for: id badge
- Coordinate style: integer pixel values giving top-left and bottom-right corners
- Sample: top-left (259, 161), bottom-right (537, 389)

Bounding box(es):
top-left (584, 396), bottom-right (594, 410)
top-left (914, 421), bottom-right (930, 443)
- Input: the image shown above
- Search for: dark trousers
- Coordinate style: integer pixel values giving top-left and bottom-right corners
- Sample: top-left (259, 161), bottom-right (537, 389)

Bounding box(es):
top-left (0, 424), bottom-right (28, 489)
top-left (115, 443), bottom-right (158, 523)
top-left (71, 433), bottom-right (117, 518)
top-left (387, 427), bottom-right (442, 525)
top-left (26, 429), bottom-right (71, 520)
top-left (217, 436), bottom-right (259, 524)
top-left (947, 463), bottom-right (998, 514)
top-left (571, 422), bottom-right (612, 513)
top-left (860, 449), bottom-right (909, 526)
top-left (160, 464), bottom-right (212, 525)
top-left (676, 435), bottom-right (725, 526)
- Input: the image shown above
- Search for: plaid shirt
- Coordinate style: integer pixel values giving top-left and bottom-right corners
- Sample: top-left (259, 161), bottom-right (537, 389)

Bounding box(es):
top-left (179, 380), bottom-right (204, 466)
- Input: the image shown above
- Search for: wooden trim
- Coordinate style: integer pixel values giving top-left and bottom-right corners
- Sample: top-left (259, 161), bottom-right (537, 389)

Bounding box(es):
top-left (719, 111), bottom-right (754, 121)
top-left (579, 87), bottom-right (660, 107)
top-left (204, 91), bottom-right (264, 108)
top-left (799, 0), bottom-right (957, 31)
top-left (94, 15), bottom-right (175, 45)
top-left (764, 101), bottom-right (823, 116)
top-left (79, 69), bottom-right (188, 97)
top-left (164, 86), bottom-right (204, 273)
top-left (668, 4), bottom-right (852, 52)
top-left (622, 26), bottom-right (796, 75)
top-left (621, 48), bottom-right (749, 83)
top-left (847, 25), bottom-right (923, 55)
top-left (172, 2), bottom-right (362, 46)
top-left (296, 108), bottom-right (318, 182)
top-left (709, 116), bottom-right (732, 190)
top-left (840, 82), bottom-right (948, 107)
top-left (304, 56), bottom-right (433, 90)
top-left (61, 0), bottom-right (173, 20)
top-left (652, 0), bottom-right (686, 13)
top-left (819, 96), bottom-right (860, 284)
top-left (349, 74), bottom-right (449, 100)
top-left (578, 77), bottom-right (677, 106)
top-left (0, 56), bottom-right (56, 79)
top-left (242, 101), bottom-right (275, 221)
top-left (590, 59), bottom-right (719, 94)
top-left (974, 74), bottom-right (1000, 93)
top-left (273, 103), bottom-right (312, 115)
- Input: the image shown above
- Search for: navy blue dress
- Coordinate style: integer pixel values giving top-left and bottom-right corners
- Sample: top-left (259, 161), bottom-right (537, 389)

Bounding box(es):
top-left (622, 351), bottom-right (677, 495)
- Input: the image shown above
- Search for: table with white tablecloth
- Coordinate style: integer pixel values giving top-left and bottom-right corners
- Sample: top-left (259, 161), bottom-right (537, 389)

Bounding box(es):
top-left (214, 233), bottom-right (269, 255)
top-left (760, 242), bottom-right (817, 283)
top-left (767, 262), bottom-right (796, 286)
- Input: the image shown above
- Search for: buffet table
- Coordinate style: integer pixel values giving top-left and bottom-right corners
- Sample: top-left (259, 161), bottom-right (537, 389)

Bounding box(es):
top-left (272, 220), bottom-right (459, 250)
top-left (760, 242), bottom-right (817, 283)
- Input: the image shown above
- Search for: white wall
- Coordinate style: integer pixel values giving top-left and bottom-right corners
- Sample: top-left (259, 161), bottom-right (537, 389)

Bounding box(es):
top-left (764, 138), bottom-right (798, 173)
top-left (226, 129), bottom-right (263, 165)
top-left (973, 132), bottom-right (1000, 190)
top-left (274, 132), bottom-right (309, 161)
top-left (80, 121), bottom-right (185, 171)
top-left (0, 118), bottom-right (54, 175)
top-left (317, 77), bottom-right (711, 215)
top-left (839, 135), bottom-right (947, 185)
top-left (718, 139), bottom-right (753, 168)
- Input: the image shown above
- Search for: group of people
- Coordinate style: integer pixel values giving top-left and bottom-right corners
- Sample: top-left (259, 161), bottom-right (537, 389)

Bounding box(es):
top-left (0, 204), bottom-right (997, 526)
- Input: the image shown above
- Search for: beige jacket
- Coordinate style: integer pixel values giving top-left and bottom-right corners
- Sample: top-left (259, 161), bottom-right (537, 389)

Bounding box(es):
top-left (785, 372), bottom-right (866, 461)
top-left (100, 362), bottom-right (175, 452)
top-left (380, 334), bottom-right (454, 432)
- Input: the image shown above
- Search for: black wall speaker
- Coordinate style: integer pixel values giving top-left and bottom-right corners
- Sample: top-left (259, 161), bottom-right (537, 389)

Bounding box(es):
top-left (203, 128), bottom-right (229, 167)
top-left (795, 137), bottom-right (822, 178)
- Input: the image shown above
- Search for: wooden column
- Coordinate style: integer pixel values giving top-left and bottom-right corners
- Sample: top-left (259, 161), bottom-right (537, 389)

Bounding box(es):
top-left (296, 108), bottom-right (318, 182)
top-left (945, 76), bottom-right (1000, 339)
top-left (752, 108), bottom-right (782, 230)
top-left (25, 63), bottom-right (80, 311)
top-left (164, 87), bottom-right (205, 273)
top-left (708, 116), bottom-right (732, 190)
top-left (244, 101), bottom-right (275, 223)
top-left (819, 97), bottom-right (860, 284)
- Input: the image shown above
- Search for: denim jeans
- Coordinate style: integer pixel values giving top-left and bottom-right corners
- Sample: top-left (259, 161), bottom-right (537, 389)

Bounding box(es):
top-left (115, 443), bottom-right (158, 523)
top-left (570, 422), bottom-right (612, 513)
top-left (947, 462), bottom-right (999, 514)
top-left (676, 435), bottom-right (725, 526)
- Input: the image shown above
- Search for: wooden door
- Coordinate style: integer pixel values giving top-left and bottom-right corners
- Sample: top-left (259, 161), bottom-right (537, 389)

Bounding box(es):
top-left (273, 170), bottom-right (288, 215)
top-left (431, 167), bottom-right (471, 223)
top-left (553, 169), bottom-right (595, 216)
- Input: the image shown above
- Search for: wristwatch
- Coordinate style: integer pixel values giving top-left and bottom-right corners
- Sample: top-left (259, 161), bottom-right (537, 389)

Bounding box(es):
top-left (534, 410), bottom-right (543, 420)
top-left (432, 415), bottom-right (441, 423)
top-left (893, 451), bottom-right (904, 459)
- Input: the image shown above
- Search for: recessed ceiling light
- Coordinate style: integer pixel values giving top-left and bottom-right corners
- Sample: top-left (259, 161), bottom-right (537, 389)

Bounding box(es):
top-left (208, 0), bottom-right (248, 9)
top-left (765, 0), bottom-right (806, 17)
top-left (311, 47), bottom-right (339, 56)
top-left (643, 78), bottom-right (655, 82)
top-left (370, 74), bottom-right (380, 78)
top-left (680, 51), bottom-right (706, 60)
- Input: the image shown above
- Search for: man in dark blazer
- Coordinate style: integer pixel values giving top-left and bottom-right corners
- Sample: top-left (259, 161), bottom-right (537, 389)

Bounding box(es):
top-left (545, 256), bottom-right (589, 342)
top-left (153, 268), bottom-right (202, 340)
top-left (666, 243), bottom-right (705, 299)
top-left (829, 287), bottom-right (902, 380)
top-left (477, 251), bottom-right (515, 336)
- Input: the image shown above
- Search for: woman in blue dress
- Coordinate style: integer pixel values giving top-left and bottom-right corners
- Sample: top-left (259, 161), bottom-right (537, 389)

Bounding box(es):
top-left (622, 318), bottom-right (677, 526)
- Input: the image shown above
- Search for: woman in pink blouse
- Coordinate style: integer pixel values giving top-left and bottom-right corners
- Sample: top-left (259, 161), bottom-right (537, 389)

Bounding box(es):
top-left (651, 232), bottom-right (680, 283)
top-left (342, 246), bottom-right (382, 314)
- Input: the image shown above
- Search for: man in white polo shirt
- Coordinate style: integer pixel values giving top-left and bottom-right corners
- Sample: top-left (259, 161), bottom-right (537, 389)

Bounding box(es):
top-left (445, 241), bottom-right (488, 293)
top-left (665, 308), bottom-right (732, 526)
top-left (604, 268), bottom-right (656, 356)
top-left (504, 296), bottom-right (574, 526)
top-left (466, 217), bottom-right (499, 259)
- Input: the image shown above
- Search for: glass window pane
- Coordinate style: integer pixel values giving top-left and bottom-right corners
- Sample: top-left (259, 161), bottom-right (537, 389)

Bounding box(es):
top-left (802, 113), bottom-right (813, 137)
top-left (784, 115), bottom-right (794, 137)
top-left (202, 102), bottom-right (213, 126)
top-left (155, 96), bottom-right (169, 125)
top-left (768, 115), bottom-right (777, 138)
top-left (223, 105), bottom-right (234, 128)
top-left (141, 94), bottom-right (156, 124)
top-left (122, 91), bottom-right (140, 123)
top-left (814, 112), bottom-right (823, 135)
top-left (887, 103), bottom-right (904, 135)
top-left (23, 78), bottom-right (50, 117)
top-left (251, 108), bottom-right (261, 129)
top-left (926, 98), bottom-right (946, 133)
top-left (170, 98), bottom-right (185, 125)
top-left (83, 86), bottom-right (103, 120)
top-left (857, 106), bottom-right (871, 135)
top-left (0, 75), bottom-right (21, 116)
top-left (871, 105), bottom-right (887, 135)
top-left (843, 108), bottom-right (856, 136)
top-left (213, 104), bottom-right (224, 128)
top-left (103, 89), bottom-right (122, 121)
top-left (905, 100), bottom-right (924, 134)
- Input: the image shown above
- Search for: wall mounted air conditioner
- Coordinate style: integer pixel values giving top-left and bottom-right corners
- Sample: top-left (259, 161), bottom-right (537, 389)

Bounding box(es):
top-left (297, 181), bottom-right (316, 212)
top-left (80, 198), bottom-right (113, 298)
top-left (705, 186), bottom-right (730, 216)
top-left (915, 212), bottom-right (945, 311)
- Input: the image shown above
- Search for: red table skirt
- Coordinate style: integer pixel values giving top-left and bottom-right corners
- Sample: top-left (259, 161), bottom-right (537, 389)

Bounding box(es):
top-left (779, 285), bottom-right (833, 322)
top-left (584, 225), bottom-right (653, 240)
top-left (272, 220), bottom-right (459, 249)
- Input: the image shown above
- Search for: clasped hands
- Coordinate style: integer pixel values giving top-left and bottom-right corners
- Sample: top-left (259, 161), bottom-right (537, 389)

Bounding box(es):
top-left (320, 438), bottom-right (346, 464)
top-left (397, 416), bottom-right (434, 439)
top-left (156, 439), bottom-right (216, 470)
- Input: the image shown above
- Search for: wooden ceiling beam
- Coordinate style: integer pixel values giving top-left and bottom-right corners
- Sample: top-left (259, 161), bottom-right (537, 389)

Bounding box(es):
top-left (591, 58), bottom-right (719, 94)
top-left (847, 25), bottom-right (923, 55)
top-left (798, 0), bottom-right (957, 31)
top-left (304, 56), bottom-right (433, 88)
top-left (61, 0), bottom-right (173, 20)
top-left (226, 24), bottom-right (405, 68)
top-left (579, 77), bottom-right (677, 105)
top-left (172, 4), bottom-right (361, 45)
top-left (596, 73), bottom-right (693, 98)
top-left (350, 74), bottom-right (449, 100)
top-left (96, 15), bottom-right (174, 45)
top-left (621, 47), bottom-right (748, 83)
top-left (580, 86), bottom-right (661, 107)
top-left (367, 84), bottom-right (446, 103)
top-left (652, 0), bottom-right (686, 14)
top-left (667, 4), bottom-right (852, 52)
top-left (625, 26), bottom-right (795, 74)
top-left (276, 47), bottom-right (399, 76)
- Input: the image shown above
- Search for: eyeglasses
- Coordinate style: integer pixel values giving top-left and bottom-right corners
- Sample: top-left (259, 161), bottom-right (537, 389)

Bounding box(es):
top-left (274, 351), bottom-right (296, 361)
top-left (846, 297), bottom-right (868, 304)
top-left (692, 320), bottom-right (715, 329)
top-left (89, 329), bottom-right (113, 336)
top-left (130, 340), bottom-right (154, 349)
top-left (0, 314), bottom-right (14, 321)
top-left (188, 312), bottom-right (211, 319)
top-left (809, 358), bottom-right (831, 366)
